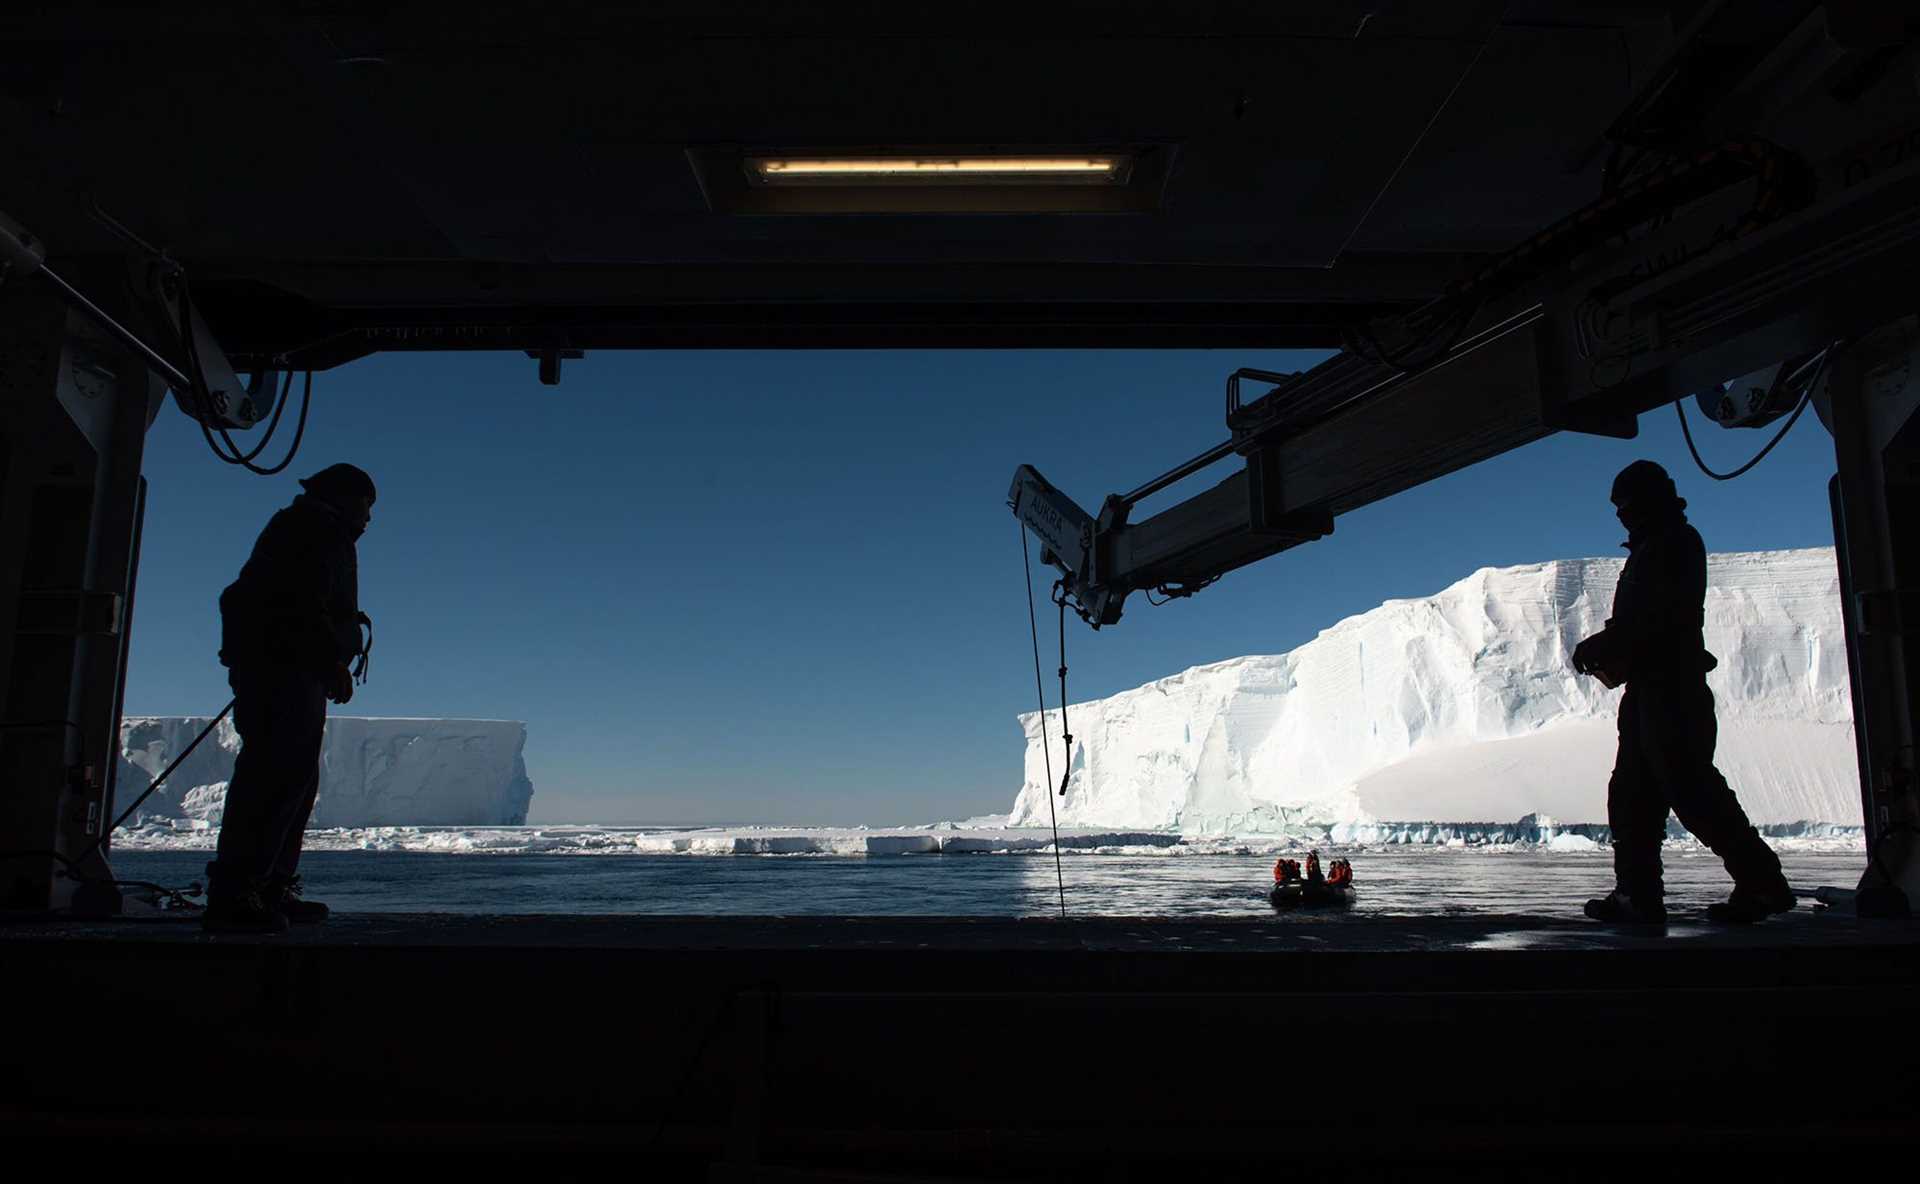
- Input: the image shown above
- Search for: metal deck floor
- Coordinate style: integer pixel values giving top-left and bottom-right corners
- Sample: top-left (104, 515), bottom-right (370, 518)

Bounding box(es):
top-left (7, 909), bottom-right (1917, 1177)
top-left (5, 904), bottom-right (1913, 951)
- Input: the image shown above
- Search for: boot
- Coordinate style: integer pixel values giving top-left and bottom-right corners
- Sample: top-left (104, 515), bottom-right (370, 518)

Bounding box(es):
top-left (1706, 878), bottom-right (1796, 924)
top-left (201, 863), bottom-right (289, 935)
top-left (270, 874), bottom-right (330, 924)
top-left (1583, 889), bottom-right (1667, 925)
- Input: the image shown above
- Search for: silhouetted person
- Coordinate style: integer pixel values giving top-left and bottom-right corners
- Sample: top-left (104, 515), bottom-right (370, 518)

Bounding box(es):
top-left (203, 464), bottom-right (375, 933)
top-left (1572, 460), bottom-right (1794, 924)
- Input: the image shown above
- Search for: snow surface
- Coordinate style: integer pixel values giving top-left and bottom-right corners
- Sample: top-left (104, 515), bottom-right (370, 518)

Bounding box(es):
top-left (1010, 548), bottom-right (1859, 838)
top-left (116, 716), bottom-right (535, 828)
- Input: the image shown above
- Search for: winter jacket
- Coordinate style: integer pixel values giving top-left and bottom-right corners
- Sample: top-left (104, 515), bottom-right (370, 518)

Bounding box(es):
top-left (219, 495), bottom-right (362, 675)
top-left (1603, 509), bottom-right (1718, 681)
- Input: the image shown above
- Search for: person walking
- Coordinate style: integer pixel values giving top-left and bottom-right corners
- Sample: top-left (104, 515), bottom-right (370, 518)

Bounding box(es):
top-left (1572, 460), bottom-right (1796, 925)
top-left (202, 463), bottom-right (375, 933)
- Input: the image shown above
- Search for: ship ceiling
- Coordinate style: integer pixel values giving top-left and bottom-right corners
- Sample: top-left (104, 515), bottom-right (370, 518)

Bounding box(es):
top-left (0, 1), bottom-right (1706, 357)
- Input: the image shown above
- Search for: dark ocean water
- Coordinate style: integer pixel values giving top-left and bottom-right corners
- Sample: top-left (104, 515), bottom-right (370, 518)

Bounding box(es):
top-left (109, 846), bottom-right (1864, 919)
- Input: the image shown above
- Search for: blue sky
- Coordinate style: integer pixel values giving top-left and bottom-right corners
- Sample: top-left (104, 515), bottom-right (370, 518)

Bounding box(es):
top-left (124, 349), bottom-right (1842, 825)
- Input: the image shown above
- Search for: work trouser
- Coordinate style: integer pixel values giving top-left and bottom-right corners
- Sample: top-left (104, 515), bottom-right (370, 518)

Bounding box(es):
top-left (212, 667), bottom-right (327, 884)
top-left (1607, 674), bottom-right (1784, 900)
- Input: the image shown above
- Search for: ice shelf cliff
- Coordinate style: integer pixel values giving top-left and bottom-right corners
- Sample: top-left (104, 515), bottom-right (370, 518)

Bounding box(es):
top-left (116, 717), bottom-right (535, 828)
top-left (1010, 547), bottom-right (1859, 837)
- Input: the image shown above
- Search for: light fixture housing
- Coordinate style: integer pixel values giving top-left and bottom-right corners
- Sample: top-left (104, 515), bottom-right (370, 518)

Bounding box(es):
top-left (688, 145), bottom-right (1173, 214)
top-left (746, 154), bottom-right (1132, 187)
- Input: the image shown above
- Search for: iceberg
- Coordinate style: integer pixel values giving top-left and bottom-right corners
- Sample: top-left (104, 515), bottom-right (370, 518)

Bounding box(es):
top-left (116, 716), bottom-right (535, 828)
top-left (1010, 548), bottom-right (1860, 839)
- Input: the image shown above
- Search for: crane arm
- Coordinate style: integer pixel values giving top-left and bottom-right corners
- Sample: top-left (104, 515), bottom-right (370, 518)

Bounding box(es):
top-left (1014, 141), bottom-right (1920, 628)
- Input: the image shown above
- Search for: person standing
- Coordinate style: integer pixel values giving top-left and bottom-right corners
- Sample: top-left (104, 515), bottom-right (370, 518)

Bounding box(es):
top-left (1572, 460), bottom-right (1795, 924)
top-left (202, 463), bottom-right (375, 933)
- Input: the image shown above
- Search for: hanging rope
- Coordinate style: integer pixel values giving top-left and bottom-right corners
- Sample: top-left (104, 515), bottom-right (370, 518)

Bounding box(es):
top-left (0, 702), bottom-right (238, 912)
top-left (1052, 583), bottom-right (1073, 797)
top-left (353, 611), bottom-right (374, 685)
top-left (1020, 524), bottom-right (1068, 920)
top-left (80, 700), bottom-right (235, 863)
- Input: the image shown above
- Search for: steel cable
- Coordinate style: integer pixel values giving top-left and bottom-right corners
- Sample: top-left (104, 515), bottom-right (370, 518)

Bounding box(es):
top-left (1020, 524), bottom-right (1068, 920)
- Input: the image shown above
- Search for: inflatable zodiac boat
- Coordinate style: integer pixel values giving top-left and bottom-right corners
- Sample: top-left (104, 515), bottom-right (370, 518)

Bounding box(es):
top-left (1269, 851), bottom-right (1354, 910)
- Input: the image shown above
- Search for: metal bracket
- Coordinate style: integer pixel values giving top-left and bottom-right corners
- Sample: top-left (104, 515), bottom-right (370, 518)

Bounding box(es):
top-left (15, 590), bottom-right (122, 636)
top-left (1082, 493), bottom-right (1133, 627)
top-left (1855, 585), bottom-right (1920, 635)
top-left (148, 266), bottom-right (271, 429)
top-left (0, 208), bottom-right (48, 285)
top-left (526, 347), bottom-right (585, 386)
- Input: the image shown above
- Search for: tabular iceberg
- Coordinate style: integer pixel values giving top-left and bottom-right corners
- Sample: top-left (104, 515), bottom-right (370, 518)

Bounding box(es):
top-left (1010, 548), bottom-right (1859, 838)
top-left (116, 716), bottom-right (535, 828)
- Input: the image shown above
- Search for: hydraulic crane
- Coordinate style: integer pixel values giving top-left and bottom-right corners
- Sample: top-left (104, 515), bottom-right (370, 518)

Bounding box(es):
top-left (1013, 130), bottom-right (1920, 915)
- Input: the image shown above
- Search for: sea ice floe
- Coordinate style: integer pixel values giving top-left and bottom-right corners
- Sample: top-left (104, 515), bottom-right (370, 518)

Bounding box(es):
top-left (108, 819), bottom-right (1860, 855)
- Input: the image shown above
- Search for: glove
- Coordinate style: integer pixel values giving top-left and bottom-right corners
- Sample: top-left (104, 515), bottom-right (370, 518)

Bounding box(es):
top-left (1570, 634), bottom-right (1600, 675)
top-left (327, 662), bottom-right (355, 705)
top-left (1572, 630), bottom-right (1626, 689)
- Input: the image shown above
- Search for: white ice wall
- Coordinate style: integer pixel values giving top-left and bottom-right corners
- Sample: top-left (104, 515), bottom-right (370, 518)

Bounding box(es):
top-left (117, 716), bottom-right (535, 828)
top-left (1010, 548), bottom-right (1858, 834)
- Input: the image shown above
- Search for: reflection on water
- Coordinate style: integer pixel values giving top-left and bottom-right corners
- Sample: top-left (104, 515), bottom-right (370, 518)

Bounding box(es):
top-left (111, 846), bottom-right (1863, 919)
top-left (1014, 847), bottom-right (1856, 919)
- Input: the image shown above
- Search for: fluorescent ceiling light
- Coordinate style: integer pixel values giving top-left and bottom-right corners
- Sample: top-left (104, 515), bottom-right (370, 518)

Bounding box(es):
top-left (748, 154), bottom-right (1130, 186)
